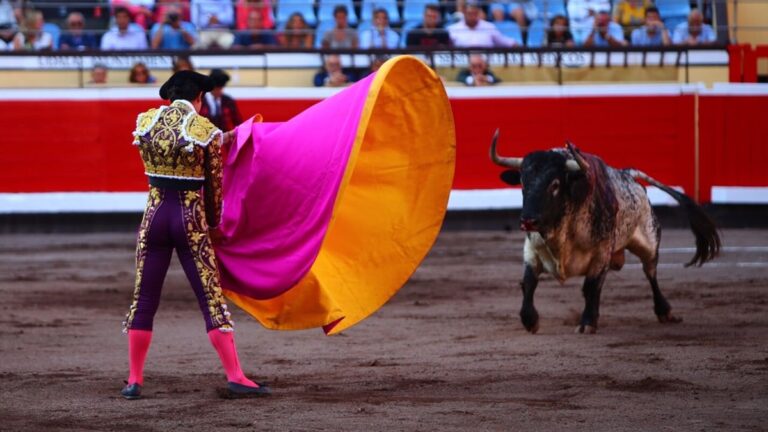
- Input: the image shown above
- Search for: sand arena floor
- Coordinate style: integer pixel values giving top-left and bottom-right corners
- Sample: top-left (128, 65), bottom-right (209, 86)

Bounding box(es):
top-left (1, 228), bottom-right (766, 431)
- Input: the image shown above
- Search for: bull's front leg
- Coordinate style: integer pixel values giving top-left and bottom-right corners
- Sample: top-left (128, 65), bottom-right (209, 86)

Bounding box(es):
top-left (576, 269), bottom-right (608, 334)
top-left (519, 264), bottom-right (541, 333)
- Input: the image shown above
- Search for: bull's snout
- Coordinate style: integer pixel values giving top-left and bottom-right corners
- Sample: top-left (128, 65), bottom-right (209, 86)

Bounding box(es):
top-left (520, 218), bottom-right (539, 232)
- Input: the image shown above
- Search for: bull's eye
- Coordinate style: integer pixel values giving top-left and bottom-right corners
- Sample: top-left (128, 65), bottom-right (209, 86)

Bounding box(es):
top-left (549, 178), bottom-right (560, 197)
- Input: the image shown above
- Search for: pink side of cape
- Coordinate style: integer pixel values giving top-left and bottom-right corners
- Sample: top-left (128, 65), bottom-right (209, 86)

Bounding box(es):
top-left (214, 74), bottom-right (375, 300)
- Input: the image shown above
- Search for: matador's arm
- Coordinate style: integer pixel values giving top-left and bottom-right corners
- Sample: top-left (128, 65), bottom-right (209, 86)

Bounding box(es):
top-left (203, 133), bottom-right (223, 228)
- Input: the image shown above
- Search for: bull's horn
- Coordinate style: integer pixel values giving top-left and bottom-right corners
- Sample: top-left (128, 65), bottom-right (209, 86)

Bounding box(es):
top-left (489, 129), bottom-right (523, 168)
top-left (565, 160), bottom-right (581, 171)
top-left (566, 141), bottom-right (590, 172)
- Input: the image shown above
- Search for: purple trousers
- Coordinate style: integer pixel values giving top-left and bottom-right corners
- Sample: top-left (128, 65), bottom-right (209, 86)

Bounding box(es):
top-left (123, 186), bottom-right (232, 333)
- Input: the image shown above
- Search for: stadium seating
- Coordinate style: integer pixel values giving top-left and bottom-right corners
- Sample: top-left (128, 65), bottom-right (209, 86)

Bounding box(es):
top-left (43, 22), bottom-right (61, 49)
top-left (317, 0), bottom-right (358, 26)
top-left (494, 21), bottom-right (523, 45)
top-left (402, 0), bottom-right (431, 23)
top-left (656, 0), bottom-right (691, 30)
top-left (399, 20), bottom-right (421, 47)
top-left (526, 19), bottom-right (546, 47)
top-left (532, 0), bottom-right (566, 19)
top-left (275, 0), bottom-right (317, 26)
top-left (360, 0), bottom-right (401, 25)
top-left (314, 19), bottom-right (335, 48)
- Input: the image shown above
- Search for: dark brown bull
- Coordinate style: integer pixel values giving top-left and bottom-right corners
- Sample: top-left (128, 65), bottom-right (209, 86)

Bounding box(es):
top-left (490, 129), bottom-right (720, 334)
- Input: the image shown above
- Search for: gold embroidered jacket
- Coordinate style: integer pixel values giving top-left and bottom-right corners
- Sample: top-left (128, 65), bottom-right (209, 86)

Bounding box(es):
top-left (132, 99), bottom-right (223, 227)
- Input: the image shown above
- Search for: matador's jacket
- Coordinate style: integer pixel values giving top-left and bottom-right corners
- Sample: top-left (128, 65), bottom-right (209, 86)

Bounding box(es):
top-left (122, 99), bottom-right (234, 334)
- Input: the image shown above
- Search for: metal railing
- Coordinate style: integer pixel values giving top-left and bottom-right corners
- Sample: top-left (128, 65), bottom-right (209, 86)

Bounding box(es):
top-left (0, 45), bottom-right (729, 86)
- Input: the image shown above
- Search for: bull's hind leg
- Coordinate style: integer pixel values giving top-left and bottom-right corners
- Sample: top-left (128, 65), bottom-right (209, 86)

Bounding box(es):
top-left (520, 264), bottom-right (541, 333)
top-left (576, 269), bottom-right (607, 334)
top-left (627, 223), bottom-right (683, 324)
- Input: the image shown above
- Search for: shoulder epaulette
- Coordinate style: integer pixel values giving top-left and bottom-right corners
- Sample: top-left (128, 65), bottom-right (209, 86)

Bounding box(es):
top-left (182, 112), bottom-right (222, 147)
top-left (132, 107), bottom-right (167, 145)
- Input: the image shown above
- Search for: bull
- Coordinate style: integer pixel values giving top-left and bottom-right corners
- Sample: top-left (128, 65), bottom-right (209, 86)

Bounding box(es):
top-left (489, 129), bottom-right (720, 334)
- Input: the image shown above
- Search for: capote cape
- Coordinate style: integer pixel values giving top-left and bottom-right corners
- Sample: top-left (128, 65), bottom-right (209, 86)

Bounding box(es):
top-left (213, 56), bottom-right (456, 335)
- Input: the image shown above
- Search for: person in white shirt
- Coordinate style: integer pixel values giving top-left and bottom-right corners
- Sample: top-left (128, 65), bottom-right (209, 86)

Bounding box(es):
top-left (0, 23), bottom-right (18, 51)
top-left (672, 10), bottom-right (717, 46)
top-left (191, 0), bottom-right (234, 28)
top-left (0, 0), bottom-right (17, 29)
top-left (566, 0), bottom-right (611, 45)
top-left (100, 6), bottom-right (149, 50)
top-left (448, 2), bottom-right (518, 48)
top-left (13, 10), bottom-right (52, 51)
top-left (191, 0), bottom-right (235, 48)
top-left (110, 0), bottom-right (155, 29)
top-left (359, 8), bottom-right (400, 49)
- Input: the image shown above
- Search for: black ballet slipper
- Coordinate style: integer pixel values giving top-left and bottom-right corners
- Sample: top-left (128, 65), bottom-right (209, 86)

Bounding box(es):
top-left (121, 382), bottom-right (142, 400)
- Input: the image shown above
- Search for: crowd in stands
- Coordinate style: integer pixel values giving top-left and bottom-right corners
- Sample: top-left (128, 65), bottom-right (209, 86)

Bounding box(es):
top-left (0, 0), bottom-right (719, 52)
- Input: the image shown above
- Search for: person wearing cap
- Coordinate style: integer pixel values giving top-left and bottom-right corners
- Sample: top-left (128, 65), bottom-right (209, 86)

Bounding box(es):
top-left (199, 68), bottom-right (243, 132)
top-left (122, 70), bottom-right (269, 400)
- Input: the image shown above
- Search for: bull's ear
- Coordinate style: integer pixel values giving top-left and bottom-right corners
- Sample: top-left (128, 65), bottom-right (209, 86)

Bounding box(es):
top-left (566, 171), bottom-right (589, 203)
top-left (500, 170), bottom-right (521, 185)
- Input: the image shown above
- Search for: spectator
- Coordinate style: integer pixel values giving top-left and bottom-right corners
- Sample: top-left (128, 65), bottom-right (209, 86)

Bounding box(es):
top-left (90, 63), bottom-right (108, 84)
top-left (447, 2), bottom-right (517, 48)
top-left (367, 55), bottom-right (388, 74)
top-left (232, 9), bottom-right (276, 48)
top-left (321, 5), bottom-right (357, 49)
top-left (191, 0), bottom-right (235, 49)
top-left (172, 55), bottom-right (194, 71)
top-left (14, 10), bottom-right (53, 51)
top-left (0, 0), bottom-right (17, 30)
top-left (129, 62), bottom-right (156, 83)
top-left (111, 0), bottom-right (155, 29)
top-left (631, 7), bottom-right (670, 46)
top-left (672, 10), bottom-right (716, 46)
top-left (200, 68), bottom-right (243, 131)
top-left (150, 5), bottom-right (197, 49)
top-left (236, 0), bottom-right (274, 31)
top-left (613, 0), bottom-right (651, 38)
top-left (490, 0), bottom-right (538, 31)
top-left (456, 54), bottom-right (500, 86)
top-left (359, 8), bottom-right (399, 49)
top-left (546, 15), bottom-right (574, 47)
top-left (566, 0), bottom-right (610, 44)
top-left (0, 22), bottom-right (18, 51)
top-left (584, 10), bottom-right (626, 47)
top-left (60, 12), bottom-right (99, 50)
top-left (313, 54), bottom-right (354, 87)
top-left (278, 12), bottom-right (312, 48)
top-left (447, 0), bottom-right (466, 22)
top-left (153, 0), bottom-right (191, 24)
top-left (100, 6), bottom-right (148, 50)
top-left (405, 4), bottom-right (451, 48)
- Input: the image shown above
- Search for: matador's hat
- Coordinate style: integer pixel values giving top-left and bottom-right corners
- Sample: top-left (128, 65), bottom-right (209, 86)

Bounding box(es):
top-left (159, 70), bottom-right (214, 100)
top-left (213, 56), bottom-right (456, 335)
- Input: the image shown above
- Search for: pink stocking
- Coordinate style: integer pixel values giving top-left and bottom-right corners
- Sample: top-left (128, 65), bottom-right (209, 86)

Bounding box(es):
top-left (208, 329), bottom-right (258, 387)
top-left (127, 329), bottom-right (152, 385)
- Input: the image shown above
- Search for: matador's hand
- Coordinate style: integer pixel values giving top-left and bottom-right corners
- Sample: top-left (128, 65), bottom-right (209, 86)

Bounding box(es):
top-left (222, 130), bottom-right (236, 146)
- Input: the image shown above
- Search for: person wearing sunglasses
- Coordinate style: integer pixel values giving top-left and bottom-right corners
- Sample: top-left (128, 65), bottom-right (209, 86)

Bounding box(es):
top-left (60, 12), bottom-right (99, 50)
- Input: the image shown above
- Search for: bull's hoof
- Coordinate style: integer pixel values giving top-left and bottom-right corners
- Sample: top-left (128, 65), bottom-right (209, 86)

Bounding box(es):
top-left (575, 325), bottom-right (597, 334)
top-left (657, 313), bottom-right (683, 324)
top-left (526, 322), bottom-right (540, 334)
top-left (520, 309), bottom-right (539, 334)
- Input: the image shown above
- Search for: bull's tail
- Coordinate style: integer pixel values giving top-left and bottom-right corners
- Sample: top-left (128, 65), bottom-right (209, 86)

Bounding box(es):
top-left (628, 169), bottom-right (721, 267)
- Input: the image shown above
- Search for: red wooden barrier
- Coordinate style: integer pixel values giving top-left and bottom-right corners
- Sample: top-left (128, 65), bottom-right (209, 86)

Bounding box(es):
top-left (1, 89), bottom-right (766, 205)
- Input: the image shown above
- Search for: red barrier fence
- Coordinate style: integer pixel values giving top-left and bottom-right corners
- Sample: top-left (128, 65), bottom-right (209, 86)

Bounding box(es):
top-left (729, 44), bottom-right (768, 83)
top-left (1, 84), bottom-right (767, 210)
